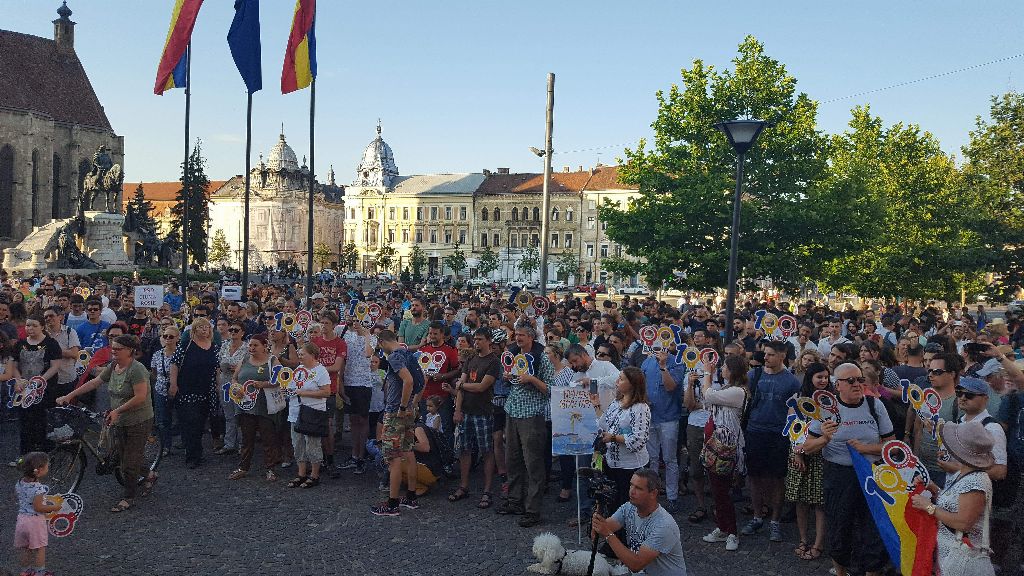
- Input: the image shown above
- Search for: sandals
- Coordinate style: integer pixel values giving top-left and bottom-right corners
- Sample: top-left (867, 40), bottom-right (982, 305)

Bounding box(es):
top-left (287, 476), bottom-right (308, 488)
top-left (477, 492), bottom-right (493, 509)
top-left (229, 469), bottom-right (248, 480)
top-left (794, 541), bottom-right (808, 558)
top-left (448, 486), bottom-right (470, 502)
top-left (688, 508), bottom-right (707, 523)
top-left (266, 469), bottom-right (278, 482)
top-left (557, 489), bottom-right (572, 503)
top-left (110, 499), bottom-right (132, 513)
top-left (800, 546), bottom-right (823, 561)
top-left (299, 476), bottom-right (320, 488)
top-left (141, 474), bottom-right (158, 497)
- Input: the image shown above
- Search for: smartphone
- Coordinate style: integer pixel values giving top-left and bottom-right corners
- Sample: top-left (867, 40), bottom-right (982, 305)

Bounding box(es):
top-left (589, 380), bottom-right (598, 395)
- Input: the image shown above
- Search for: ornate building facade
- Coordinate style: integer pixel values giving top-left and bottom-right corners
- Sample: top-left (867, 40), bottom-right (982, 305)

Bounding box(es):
top-left (0, 3), bottom-right (124, 249)
top-left (208, 131), bottom-right (344, 271)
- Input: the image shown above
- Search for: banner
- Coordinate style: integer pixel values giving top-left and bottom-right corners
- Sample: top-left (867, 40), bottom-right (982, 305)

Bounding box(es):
top-left (550, 387), bottom-right (598, 456)
top-left (134, 285), bottom-right (164, 308)
top-left (221, 285), bottom-right (242, 301)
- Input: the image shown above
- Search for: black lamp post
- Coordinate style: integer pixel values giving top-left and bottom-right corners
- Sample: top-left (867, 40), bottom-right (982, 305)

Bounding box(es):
top-left (714, 119), bottom-right (769, 341)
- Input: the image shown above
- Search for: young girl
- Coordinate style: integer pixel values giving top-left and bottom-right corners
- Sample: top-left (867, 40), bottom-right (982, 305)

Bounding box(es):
top-left (785, 362), bottom-right (830, 561)
top-left (424, 396), bottom-right (443, 432)
top-left (15, 452), bottom-right (62, 576)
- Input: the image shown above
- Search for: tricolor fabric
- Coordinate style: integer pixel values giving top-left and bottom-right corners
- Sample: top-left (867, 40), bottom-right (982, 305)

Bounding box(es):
top-left (281, 0), bottom-right (316, 94)
top-left (154, 0), bottom-right (205, 95)
top-left (848, 445), bottom-right (937, 576)
top-left (227, 0), bottom-right (263, 93)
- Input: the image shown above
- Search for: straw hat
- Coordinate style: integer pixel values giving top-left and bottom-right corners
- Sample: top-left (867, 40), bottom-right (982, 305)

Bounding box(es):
top-left (939, 420), bottom-right (994, 469)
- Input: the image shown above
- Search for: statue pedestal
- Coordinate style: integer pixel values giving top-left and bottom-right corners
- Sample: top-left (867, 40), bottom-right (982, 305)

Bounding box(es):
top-left (82, 211), bottom-right (130, 267)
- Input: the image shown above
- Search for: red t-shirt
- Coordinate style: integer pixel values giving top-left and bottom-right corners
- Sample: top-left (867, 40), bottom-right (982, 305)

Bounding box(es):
top-left (419, 343), bottom-right (459, 399)
top-left (313, 336), bottom-right (347, 394)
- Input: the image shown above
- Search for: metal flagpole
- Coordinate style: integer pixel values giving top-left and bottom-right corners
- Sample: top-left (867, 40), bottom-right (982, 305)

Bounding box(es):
top-left (305, 78), bottom-right (315, 308)
top-left (576, 456), bottom-right (582, 545)
top-left (241, 91), bottom-right (253, 299)
top-left (180, 41), bottom-right (192, 295)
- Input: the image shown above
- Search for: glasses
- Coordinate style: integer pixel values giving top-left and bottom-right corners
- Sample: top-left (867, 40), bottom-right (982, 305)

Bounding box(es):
top-left (161, 334), bottom-right (177, 339)
top-left (928, 368), bottom-right (951, 376)
top-left (954, 388), bottom-right (983, 400)
top-left (228, 328), bottom-right (241, 333)
top-left (835, 376), bottom-right (867, 386)
top-left (575, 327), bottom-right (586, 333)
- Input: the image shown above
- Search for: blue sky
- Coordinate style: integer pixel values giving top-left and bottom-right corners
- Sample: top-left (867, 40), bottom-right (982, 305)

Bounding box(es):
top-left (5, 1), bottom-right (1024, 182)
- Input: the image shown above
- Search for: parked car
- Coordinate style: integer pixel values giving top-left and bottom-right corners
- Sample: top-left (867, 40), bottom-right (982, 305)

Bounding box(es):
top-left (341, 271), bottom-right (363, 280)
top-left (467, 277), bottom-right (492, 287)
top-left (545, 280), bottom-right (568, 291)
top-left (1008, 300), bottom-right (1024, 315)
top-left (575, 283), bottom-right (607, 294)
top-left (507, 279), bottom-right (538, 290)
top-left (619, 284), bottom-right (650, 295)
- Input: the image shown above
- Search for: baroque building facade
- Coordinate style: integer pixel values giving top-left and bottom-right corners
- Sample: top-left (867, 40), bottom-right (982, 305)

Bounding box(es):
top-left (0, 3), bottom-right (124, 249)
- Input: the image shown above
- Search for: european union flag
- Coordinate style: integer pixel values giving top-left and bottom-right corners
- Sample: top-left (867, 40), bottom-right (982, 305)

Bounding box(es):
top-left (227, 0), bottom-right (262, 93)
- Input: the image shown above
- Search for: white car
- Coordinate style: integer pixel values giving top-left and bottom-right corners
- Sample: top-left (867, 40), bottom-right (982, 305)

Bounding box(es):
top-left (467, 277), bottom-right (492, 287)
top-left (619, 285), bottom-right (649, 295)
top-left (545, 280), bottom-right (568, 291)
top-left (341, 271), bottom-right (363, 280)
top-left (507, 279), bottom-right (538, 290)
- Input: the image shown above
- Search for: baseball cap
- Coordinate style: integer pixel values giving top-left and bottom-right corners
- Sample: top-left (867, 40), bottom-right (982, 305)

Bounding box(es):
top-left (957, 377), bottom-right (989, 396)
top-left (312, 292), bottom-right (325, 300)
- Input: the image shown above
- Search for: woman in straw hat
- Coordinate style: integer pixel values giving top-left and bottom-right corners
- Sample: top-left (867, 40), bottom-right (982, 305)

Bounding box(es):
top-left (911, 420), bottom-right (996, 576)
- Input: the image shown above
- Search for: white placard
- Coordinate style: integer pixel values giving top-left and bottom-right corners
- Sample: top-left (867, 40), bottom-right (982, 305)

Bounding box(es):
top-left (134, 285), bottom-right (164, 309)
top-left (221, 285), bottom-right (242, 301)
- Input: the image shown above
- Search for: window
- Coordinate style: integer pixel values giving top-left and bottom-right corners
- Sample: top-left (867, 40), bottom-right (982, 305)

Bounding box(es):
top-left (367, 207), bottom-right (375, 219)
top-left (588, 200), bottom-right (597, 210)
top-left (522, 206), bottom-right (529, 221)
top-left (389, 207), bottom-right (396, 220)
top-left (415, 230), bottom-right (423, 243)
top-left (600, 244), bottom-right (608, 257)
top-left (493, 208), bottom-right (500, 221)
top-left (551, 233), bottom-right (559, 248)
top-left (512, 207), bottom-right (519, 221)
top-left (493, 233), bottom-right (500, 247)
top-left (565, 233), bottom-right (573, 248)
top-left (511, 235), bottom-right (518, 248)
top-left (566, 208), bottom-right (574, 222)
top-left (388, 228), bottom-right (395, 243)
top-left (430, 229), bottom-right (437, 244)
top-left (459, 206), bottom-right (467, 220)
top-left (403, 207), bottom-right (409, 220)
top-left (481, 208), bottom-right (489, 221)
top-left (445, 206), bottom-right (452, 220)
top-left (587, 216), bottom-right (596, 230)
top-left (520, 233), bottom-right (528, 247)
top-left (532, 234), bottom-right (539, 247)
top-left (533, 207), bottom-right (540, 221)
top-left (444, 231), bottom-right (452, 244)
top-left (481, 233), bottom-right (488, 247)
top-left (586, 243), bottom-right (594, 257)
top-left (459, 229), bottom-right (466, 243)
top-left (402, 229), bottom-right (410, 243)
top-left (430, 206), bottom-right (438, 220)
top-left (350, 208), bottom-right (355, 219)
top-left (416, 207), bottom-right (423, 221)
top-left (601, 221), bottom-right (608, 231)
top-left (552, 207), bottom-right (559, 221)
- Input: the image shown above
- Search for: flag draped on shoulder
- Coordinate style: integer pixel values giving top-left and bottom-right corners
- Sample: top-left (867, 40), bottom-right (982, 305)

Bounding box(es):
top-left (281, 0), bottom-right (316, 94)
top-left (154, 0), bottom-right (205, 95)
top-left (227, 0), bottom-right (262, 93)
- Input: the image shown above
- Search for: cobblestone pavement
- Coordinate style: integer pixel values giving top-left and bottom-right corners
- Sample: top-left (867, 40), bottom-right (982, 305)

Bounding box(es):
top-left (0, 419), bottom-right (829, 576)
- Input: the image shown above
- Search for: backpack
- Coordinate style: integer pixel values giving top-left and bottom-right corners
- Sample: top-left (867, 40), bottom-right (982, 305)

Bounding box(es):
top-left (740, 367), bottom-right (763, 431)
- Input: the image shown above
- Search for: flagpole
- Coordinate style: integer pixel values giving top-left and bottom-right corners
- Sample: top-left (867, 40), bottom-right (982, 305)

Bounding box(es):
top-left (305, 77), bottom-right (315, 308)
top-left (180, 41), bottom-right (192, 294)
top-left (241, 90), bottom-right (253, 299)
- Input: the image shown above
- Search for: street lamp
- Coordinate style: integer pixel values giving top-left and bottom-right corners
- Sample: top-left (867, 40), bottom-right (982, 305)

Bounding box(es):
top-left (714, 118), bottom-right (769, 341)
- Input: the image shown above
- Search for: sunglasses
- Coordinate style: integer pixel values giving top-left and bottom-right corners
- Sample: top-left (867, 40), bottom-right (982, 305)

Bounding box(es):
top-left (954, 388), bottom-right (983, 400)
top-left (228, 328), bottom-right (242, 333)
top-left (160, 334), bottom-right (177, 339)
top-left (928, 368), bottom-right (951, 376)
top-left (575, 327), bottom-right (586, 333)
top-left (835, 376), bottom-right (867, 385)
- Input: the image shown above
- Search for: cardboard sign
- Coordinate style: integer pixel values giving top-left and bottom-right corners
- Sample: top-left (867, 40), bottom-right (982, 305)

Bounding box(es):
top-left (551, 387), bottom-right (599, 456)
top-left (221, 285), bottom-right (242, 301)
top-left (134, 285), bottom-right (164, 309)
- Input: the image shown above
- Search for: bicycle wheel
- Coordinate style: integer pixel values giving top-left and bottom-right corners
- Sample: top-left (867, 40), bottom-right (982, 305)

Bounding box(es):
top-left (48, 443), bottom-right (86, 494)
top-left (114, 433), bottom-right (165, 487)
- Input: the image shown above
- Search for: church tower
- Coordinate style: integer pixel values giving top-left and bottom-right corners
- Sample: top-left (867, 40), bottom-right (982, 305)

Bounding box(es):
top-left (53, 1), bottom-right (75, 50)
top-left (355, 121), bottom-right (399, 188)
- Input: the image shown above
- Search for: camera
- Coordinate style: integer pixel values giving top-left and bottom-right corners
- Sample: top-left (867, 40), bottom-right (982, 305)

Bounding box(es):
top-left (579, 467), bottom-right (617, 513)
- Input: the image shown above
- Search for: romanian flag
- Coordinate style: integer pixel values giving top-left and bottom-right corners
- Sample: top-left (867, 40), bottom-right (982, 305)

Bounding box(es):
top-left (154, 0), bottom-right (205, 95)
top-left (281, 0), bottom-right (316, 94)
top-left (848, 445), bottom-right (937, 576)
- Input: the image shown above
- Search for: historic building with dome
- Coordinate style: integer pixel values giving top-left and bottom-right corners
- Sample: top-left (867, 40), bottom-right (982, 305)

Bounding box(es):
top-left (207, 130), bottom-right (344, 271)
top-left (0, 2), bottom-right (124, 249)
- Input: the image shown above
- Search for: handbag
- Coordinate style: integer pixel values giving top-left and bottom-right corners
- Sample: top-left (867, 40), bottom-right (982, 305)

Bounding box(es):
top-left (263, 358), bottom-right (287, 415)
top-left (699, 388), bottom-right (747, 477)
top-left (939, 472), bottom-right (995, 576)
top-left (294, 404), bottom-right (329, 437)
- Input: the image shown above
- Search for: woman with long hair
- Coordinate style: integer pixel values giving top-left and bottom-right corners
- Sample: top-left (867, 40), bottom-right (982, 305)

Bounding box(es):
top-left (785, 362), bottom-right (830, 560)
top-left (590, 366), bottom-right (651, 513)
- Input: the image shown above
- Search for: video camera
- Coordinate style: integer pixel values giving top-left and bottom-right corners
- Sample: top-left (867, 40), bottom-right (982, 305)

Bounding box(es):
top-left (578, 466), bottom-right (617, 513)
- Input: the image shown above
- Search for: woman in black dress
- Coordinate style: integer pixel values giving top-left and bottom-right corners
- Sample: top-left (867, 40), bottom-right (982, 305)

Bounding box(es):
top-left (168, 317), bottom-right (219, 468)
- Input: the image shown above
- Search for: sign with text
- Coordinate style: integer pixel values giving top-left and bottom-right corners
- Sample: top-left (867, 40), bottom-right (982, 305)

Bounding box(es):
top-left (550, 387), bottom-right (598, 456)
top-left (134, 285), bottom-right (164, 309)
top-left (221, 285), bottom-right (242, 301)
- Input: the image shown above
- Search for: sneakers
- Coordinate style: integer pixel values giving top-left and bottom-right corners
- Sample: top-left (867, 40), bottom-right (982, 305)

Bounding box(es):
top-left (400, 496), bottom-right (420, 510)
top-left (354, 460), bottom-right (366, 475)
top-left (518, 514), bottom-right (542, 528)
top-left (370, 502), bottom-right (400, 516)
top-left (377, 481), bottom-right (389, 492)
top-left (337, 457), bottom-right (359, 470)
top-left (740, 517), bottom-right (764, 536)
top-left (496, 501), bottom-right (524, 515)
top-left (769, 521), bottom-right (783, 542)
top-left (665, 499), bottom-right (680, 514)
top-left (726, 534), bottom-right (739, 551)
top-left (702, 528), bottom-right (729, 543)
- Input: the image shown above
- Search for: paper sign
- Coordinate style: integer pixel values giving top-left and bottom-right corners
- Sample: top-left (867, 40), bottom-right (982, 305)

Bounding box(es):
top-left (134, 285), bottom-right (164, 309)
top-left (551, 387), bottom-right (599, 456)
top-left (221, 285), bottom-right (242, 301)
top-left (46, 492), bottom-right (84, 537)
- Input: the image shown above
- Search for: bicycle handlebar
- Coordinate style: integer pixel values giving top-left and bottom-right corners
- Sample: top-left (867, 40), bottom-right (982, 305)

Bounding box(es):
top-left (51, 404), bottom-right (103, 422)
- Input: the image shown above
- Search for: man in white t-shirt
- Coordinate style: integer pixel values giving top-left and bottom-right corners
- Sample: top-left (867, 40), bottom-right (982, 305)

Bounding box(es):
top-left (816, 319), bottom-right (850, 358)
top-left (564, 344), bottom-right (619, 409)
top-left (949, 377), bottom-right (1007, 483)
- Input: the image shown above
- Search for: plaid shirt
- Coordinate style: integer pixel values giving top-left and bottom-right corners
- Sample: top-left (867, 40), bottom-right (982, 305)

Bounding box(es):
top-left (505, 351), bottom-right (554, 419)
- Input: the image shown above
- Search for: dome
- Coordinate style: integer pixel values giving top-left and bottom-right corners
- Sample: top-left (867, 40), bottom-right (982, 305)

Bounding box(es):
top-left (356, 122), bottom-right (398, 187)
top-left (267, 131), bottom-right (299, 172)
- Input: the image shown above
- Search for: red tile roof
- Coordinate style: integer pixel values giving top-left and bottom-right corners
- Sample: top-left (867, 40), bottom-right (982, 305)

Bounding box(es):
top-left (121, 181), bottom-right (229, 205)
top-left (0, 31), bottom-right (112, 131)
top-left (476, 166), bottom-right (636, 195)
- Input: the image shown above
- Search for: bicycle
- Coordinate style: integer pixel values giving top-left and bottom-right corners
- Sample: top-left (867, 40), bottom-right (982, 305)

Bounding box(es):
top-left (45, 405), bottom-right (164, 495)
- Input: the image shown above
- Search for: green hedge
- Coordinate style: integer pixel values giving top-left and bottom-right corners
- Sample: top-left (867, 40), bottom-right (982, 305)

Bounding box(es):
top-left (87, 268), bottom-right (221, 283)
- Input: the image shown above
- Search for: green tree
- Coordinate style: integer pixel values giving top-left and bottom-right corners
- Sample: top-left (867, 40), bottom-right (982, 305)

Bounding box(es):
top-left (518, 244), bottom-right (540, 280)
top-left (376, 241), bottom-right (397, 274)
top-left (340, 242), bottom-right (359, 272)
top-left (208, 229), bottom-right (232, 269)
top-left (313, 242), bottom-right (332, 270)
top-left (409, 245), bottom-right (427, 282)
top-left (442, 242), bottom-right (467, 280)
top-left (167, 139), bottom-right (212, 267)
top-left (477, 245), bottom-right (500, 279)
top-left (555, 251), bottom-right (580, 281)
top-left (601, 36), bottom-right (828, 292)
top-left (128, 183), bottom-right (158, 233)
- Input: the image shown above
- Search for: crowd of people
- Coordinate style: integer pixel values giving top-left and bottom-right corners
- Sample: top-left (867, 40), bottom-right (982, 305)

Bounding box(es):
top-left (4, 268), bottom-right (1024, 576)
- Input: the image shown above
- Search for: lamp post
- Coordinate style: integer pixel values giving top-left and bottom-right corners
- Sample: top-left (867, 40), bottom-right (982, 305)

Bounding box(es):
top-left (714, 119), bottom-right (769, 341)
top-left (530, 72), bottom-right (555, 297)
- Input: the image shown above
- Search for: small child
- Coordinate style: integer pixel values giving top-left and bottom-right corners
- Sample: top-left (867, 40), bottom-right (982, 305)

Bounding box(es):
top-left (424, 395), bottom-right (443, 433)
top-left (368, 354), bottom-right (385, 440)
top-left (14, 452), bottom-right (61, 576)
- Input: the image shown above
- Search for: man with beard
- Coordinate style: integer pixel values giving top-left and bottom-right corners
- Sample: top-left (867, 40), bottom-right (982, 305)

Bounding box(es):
top-left (398, 299), bottom-right (430, 350)
top-left (420, 322), bottom-right (460, 445)
top-left (450, 328), bottom-right (503, 507)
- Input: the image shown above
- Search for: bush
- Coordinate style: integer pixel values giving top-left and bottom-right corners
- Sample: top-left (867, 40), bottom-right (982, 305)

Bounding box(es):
top-left (87, 268), bottom-right (221, 284)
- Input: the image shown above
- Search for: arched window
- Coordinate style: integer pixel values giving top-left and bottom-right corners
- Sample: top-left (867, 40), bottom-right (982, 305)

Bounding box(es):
top-left (30, 150), bottom-right (40, 226)
top-left (566, 207), bottom-right (574, 222)
top-left (522, 206), bottom-right (530, 221)
top-left (0, 146), bottom-right (13, 237)
top-left (551, 207), bottom-right (559, 221)
top-left (52, 154), bottom-right (62, 220)
top-left (533, 207), bottom-right (540, 221)
top-left (481, 207), bottom-right (489, 221)
top-left (493, 207), bottom-right (500, 221)
top-left (511, 207), bottom-right (518, 221)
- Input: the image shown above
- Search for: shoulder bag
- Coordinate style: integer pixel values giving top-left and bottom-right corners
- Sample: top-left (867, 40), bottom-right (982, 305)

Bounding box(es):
top-left (939, 471), bottom-right (995, 576)
top-left (700, 388), bottom-right (747, 477)
top-left (293, 367), bottom-right (329, 437)
top-left (263, 357), bottom-right (287, 415)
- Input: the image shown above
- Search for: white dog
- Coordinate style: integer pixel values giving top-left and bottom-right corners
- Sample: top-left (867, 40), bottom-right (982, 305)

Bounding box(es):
top-left (527, 532), bottom-right (612, 576)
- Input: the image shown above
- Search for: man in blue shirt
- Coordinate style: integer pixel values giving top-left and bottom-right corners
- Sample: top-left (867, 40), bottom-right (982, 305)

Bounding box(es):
top-left (741, 340), bottom-right (800, 542)
top-left (641, 347), bottom-right (685, 513)
top-left (75, 299), bottom-right (110, 350)
top-left (163, 284), bottom-right (184, 313)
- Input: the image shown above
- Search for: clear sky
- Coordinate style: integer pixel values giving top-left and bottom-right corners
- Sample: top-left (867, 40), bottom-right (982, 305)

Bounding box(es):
top-left (5, 1), bottom-right (1024, 183)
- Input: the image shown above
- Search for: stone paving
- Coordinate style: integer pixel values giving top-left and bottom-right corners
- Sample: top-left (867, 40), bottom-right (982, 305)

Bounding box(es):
top-left (0, 418), bottom-right (829, 575)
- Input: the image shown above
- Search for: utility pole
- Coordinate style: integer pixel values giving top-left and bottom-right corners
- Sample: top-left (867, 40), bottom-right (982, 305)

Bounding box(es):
top-left (538, 73), bottom-right (555, 297)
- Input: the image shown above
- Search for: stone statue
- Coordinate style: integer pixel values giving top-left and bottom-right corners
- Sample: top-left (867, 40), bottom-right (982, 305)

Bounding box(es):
top-left (79, 145), bottom-right (124, 213)
top-left (54, 224), bottom-right (100, 269)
